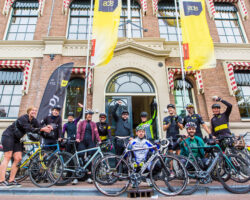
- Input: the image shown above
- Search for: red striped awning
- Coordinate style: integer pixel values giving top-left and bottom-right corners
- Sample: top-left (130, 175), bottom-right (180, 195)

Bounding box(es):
top-left (72, 67), bottom-right (92, 89)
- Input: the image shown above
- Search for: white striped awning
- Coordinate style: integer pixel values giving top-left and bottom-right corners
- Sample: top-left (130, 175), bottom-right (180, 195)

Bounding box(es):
top-left (72, 67), bottom-right (93, 89)
top-left (2, 0), bottom-right (46, 16)
top-left (168, 68), bottom-right (204, 94)
top-left (224, 62), bottom-right (250, 95)
top-left (63, 0), bottom-right (148, 15)
top-left (0, 60), bottom-right (32, 95)
top-left (205, 0), bottom-right (248, 20)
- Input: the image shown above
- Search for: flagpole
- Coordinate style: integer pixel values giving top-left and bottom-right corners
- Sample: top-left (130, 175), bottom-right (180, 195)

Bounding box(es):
top-left (82, 0), bottom-right (94, 118)
top-left (174, 0), bottom-right (187, 113)
top-left (127, 0), bottom-right (132, 38)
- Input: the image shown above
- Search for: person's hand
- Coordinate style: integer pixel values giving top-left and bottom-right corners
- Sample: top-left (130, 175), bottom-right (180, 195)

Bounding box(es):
top-left (117, 100), bottom-right (122, 105)
top-left (47, 125), bottom-right (53, 130)
top-left (58, 138), bottom-right (62, 142)
top-left (78, 103), bottom-right (83, 108)
top-left (129, 137), bottom-right (133, 141)
top-left (76, 139), bottom-right (80, 143)
top-left (41, 126), bottom-right (51, 133)
top-left (212, 96), bottom-right (221, 102)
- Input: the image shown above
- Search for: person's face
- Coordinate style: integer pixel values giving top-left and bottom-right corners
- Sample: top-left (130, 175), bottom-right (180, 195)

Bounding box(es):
top-left (186, 107), bottom-right (194, 114)
top-left (141, 116), bottom-right (147, 123)
top-left (29, 108), bottom-right (37, 119)
top-left (100, 116), bottom-right (106, 123)
top-left (122, 113), bottom-right (129, 120)
top-left (187, 127), bottom-right (196, 137)
top-left (212, 108), bottom-right (220, 115)
top-left (52, 109), bottom-right (60, 116)
top-left (168, 107), bottom-right (175, 115)
top-left (86, 114), bottom-right (92, 121)
top-left (137, 129), bottom-right (145, 139)
top-left (68, 116), bottom-right (74, 122)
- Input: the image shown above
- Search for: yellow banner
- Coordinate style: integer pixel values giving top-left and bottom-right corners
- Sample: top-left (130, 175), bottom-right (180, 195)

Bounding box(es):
top-left (91, 0), bottom-right (122, 67)
top-left (180, 0), bottom-right (216, 71)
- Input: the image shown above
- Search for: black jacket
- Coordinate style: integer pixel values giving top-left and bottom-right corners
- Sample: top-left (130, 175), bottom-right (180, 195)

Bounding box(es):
top-left (41, 115), bottom-right (62, 140)
top-left (211, 100), bottom-right (232, 136)
top-left (3, 114), bottom-right (40, 139)
top-left (112, 104), bottom-right (133, 137)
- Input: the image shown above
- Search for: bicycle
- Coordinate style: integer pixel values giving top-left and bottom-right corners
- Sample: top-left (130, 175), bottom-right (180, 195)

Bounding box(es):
top-left (93, 139), bottom-right (188, 196)
top-left (177, 134), bottom-right (250, 194)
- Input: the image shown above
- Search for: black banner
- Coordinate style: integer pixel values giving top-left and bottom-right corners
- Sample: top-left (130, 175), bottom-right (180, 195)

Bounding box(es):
top-left (37, 62), bottom-right (73, 122)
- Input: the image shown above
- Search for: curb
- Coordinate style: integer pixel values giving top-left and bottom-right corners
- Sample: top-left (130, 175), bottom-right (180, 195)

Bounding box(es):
top-left (0, 185), bottom-right (237, 196)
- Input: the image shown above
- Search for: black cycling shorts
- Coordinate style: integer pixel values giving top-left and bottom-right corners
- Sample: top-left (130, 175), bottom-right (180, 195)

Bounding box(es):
top-left (1, 135), bottom-right (23, 153)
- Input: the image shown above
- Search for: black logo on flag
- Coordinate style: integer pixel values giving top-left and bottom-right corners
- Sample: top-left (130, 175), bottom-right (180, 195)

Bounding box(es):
top-left (183, 1), bottom-right (202, 16)
top-left (99, 0), bottom-right (118, 12)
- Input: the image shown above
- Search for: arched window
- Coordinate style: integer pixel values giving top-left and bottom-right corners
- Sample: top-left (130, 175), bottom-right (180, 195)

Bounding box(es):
top-left (214, 3), bottom-right (246, 43)
top-left (174, 79), bottom-right (193, 117)
top-left (64, 78), bottom-right (84, 118)
top-left (106, 72), bottom-right (154, 93)
top-left (157, 0), bottom-right (181, 41)
top-left (119, 0), bottom-right (142, 38)
top-left (68, 0), bottom-right (93, 40)
top-left (7, 0), bottom-right (39, 40)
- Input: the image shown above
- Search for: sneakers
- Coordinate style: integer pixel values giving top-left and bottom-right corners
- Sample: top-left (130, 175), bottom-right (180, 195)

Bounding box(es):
top-left (72, 179), bottom-right (78, 185)
top-left (0, 181), bottom-right (13, 189)
top-left (146, 178), bottom-right (153, 187)
top-left (8, 180), bottom-right (22, 188)
top-left (86, 178), bottom-right (93, 184)
top-left (169, 170), bottom-right (175, 178)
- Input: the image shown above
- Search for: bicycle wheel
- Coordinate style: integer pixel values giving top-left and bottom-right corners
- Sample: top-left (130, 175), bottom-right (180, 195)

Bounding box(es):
top-left (93, 155), bottom-right (130, 196)
top-left (176, 155), bottom-right (200, 195)
top-left (91, 152), bottom-right (114, 175)
top-left (217, 154), bottom-right (250, 194)
top-left (150, 154), bottom-right (188, 196)
top-left (29, 150), bottom-right (63, 188)
top-left (56, 152), bottom-right (76, 186)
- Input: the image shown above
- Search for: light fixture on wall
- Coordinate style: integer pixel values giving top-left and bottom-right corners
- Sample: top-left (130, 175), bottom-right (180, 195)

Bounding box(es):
top-left (50, 54), bottom-right (55, 61)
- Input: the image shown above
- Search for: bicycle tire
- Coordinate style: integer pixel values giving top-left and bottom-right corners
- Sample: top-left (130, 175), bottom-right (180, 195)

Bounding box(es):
top-left (56, 152), bottom-right (76, 186)
top-left (150, 154), bottom-right (188, 196)
top-left (91, 152), bottom-right (114, 175)
top-left (93, 154), bottom-right (130, 196)
top-left (29, 150), bottom-right (63, 188)
top-left (176, 155), bottom-right (200, 195)
top-left (217, 154), bottom-right (250, 194)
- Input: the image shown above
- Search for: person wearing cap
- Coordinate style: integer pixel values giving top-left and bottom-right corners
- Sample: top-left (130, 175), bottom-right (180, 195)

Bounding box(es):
top-left (138, 102), bottom-right (157, 142)
top-left (112, 100), bottom-right (133, 156)
top-left (40, 105), bottom-right (63, 148)
top-left (96, 113), bottom-right (111, 142)
top-left (163, 104), bottom-right (183, 155)
top-left (211, 96), bottom-right (232, 137)
top-left (180, 122), bottom-right (207, 166)
top-left (183, 103), bottom-right (211, 139)
top-left (76, 109), bottom-right (101, 184)
top-left (62, 103), bottom-right (83, 153)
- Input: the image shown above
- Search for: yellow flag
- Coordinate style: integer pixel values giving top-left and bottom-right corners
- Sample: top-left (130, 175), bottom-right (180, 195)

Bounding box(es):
top-left (180, 0), bottom-right (216, 71)
top-left (91, 0), bottom-right (121, 67)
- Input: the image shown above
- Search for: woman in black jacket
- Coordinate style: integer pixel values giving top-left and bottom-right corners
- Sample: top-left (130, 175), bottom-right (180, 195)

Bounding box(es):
top-left (0, 107), bottom-right (51, 188)
top-left (40, 105), bottom-right (62, 148)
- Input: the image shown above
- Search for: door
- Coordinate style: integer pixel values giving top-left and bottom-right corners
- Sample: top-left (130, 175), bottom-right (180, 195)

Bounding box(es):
top-left (105, 96), bottom-right (133, 136)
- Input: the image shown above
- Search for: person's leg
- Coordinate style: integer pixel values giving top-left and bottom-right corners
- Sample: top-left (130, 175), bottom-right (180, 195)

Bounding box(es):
top-left (8, 151), bottom-right (22, 182)
top-left (85, 140), bottom-right (96, 182)
top-left (0, 151), bottom-right (13, 182)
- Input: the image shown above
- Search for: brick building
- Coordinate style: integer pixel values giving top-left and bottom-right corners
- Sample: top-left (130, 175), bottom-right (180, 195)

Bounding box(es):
top-left (0, 0), bottom-right (250, 138)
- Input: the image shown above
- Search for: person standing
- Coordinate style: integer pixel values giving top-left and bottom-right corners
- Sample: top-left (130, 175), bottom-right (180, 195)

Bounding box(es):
top-left (76, 109), bottom-right (101, 184)
top-left (96, 113), bottom-right (111, 142)
top-left (0, 107), bottom-right (51, 188)
top-left (183, 103), bottom-right (211, 139)
top-left (112, 100), bottom-right (133, 156)
top-left (163, 104), bottom-right (183, 155)
top-left (211, 96), bottom-right (232, 138)
top-left (138, 102), bottom-right (157, 142)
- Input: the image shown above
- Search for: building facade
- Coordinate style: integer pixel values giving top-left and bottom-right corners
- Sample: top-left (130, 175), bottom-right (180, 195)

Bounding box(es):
top-left (0, 0), bottom-right (250, 138)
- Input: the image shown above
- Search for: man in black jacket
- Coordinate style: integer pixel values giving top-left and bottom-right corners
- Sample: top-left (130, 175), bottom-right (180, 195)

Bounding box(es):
top-left (211, 96), bottom-right (232, 137)
top-left (112, 100), bottom-right (133, 156)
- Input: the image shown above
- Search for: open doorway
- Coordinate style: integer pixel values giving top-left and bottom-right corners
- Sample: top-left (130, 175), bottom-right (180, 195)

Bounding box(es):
top-left (132, 96), bottom-right (158, 139)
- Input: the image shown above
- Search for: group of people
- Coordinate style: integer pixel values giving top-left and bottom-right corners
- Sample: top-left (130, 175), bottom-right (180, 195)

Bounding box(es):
top-left (0, 95), bottom-right (232, 188)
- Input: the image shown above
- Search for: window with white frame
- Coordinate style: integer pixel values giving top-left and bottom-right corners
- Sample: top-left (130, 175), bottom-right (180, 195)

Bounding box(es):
top-left (6, 0), bottom-right (39, 41)
top-left (157, 0), bottom-right (181, 41)
top-left (174, 79), bottom-right (194, 118)
top-left (0, 69), bottom-right (23, 118)
top-left (214, 3), bottom-right (246, 43)
top-left (235, 71), bottom-right (250, 118)
top-left (119, 0), bottom-right (142, 38)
